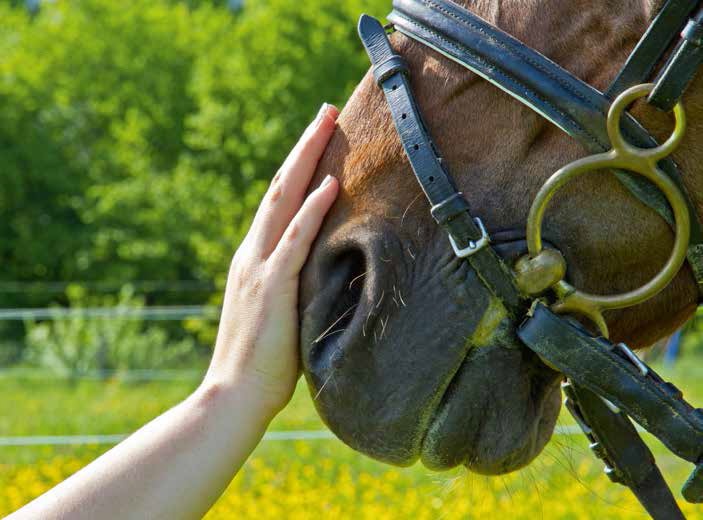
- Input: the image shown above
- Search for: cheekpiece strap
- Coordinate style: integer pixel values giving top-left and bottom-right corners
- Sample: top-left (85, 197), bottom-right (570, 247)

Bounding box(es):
top-left (358, 13), bottom-right (523, 314)
top-left (606, 0), bottom-right (700, 99)
top-left (373, 54), bottom-right (410, 85)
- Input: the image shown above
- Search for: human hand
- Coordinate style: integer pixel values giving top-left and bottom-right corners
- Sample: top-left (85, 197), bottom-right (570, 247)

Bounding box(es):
top-left (205, 103), bottom-right (340, 416)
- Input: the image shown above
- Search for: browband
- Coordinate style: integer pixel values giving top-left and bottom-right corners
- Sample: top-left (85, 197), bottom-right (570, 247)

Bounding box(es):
top-left (387, 0), bottom-right (703, 293)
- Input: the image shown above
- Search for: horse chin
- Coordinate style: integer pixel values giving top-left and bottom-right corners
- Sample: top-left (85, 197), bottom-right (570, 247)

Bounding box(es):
top-left (419, 342), bottom-right (563, 474)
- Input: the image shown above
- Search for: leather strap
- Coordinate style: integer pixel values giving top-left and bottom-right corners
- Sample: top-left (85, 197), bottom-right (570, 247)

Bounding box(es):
top-left (563, 381), bottom-right (685, 519)
top-left (650, 7), bottom-right (703, 110)
top-left (518, 304), bottom-right (703, 463)
top-left (518, 305), bottom-right (703, 493)
top-left (358, 14), bottom-right (523, 315)
top-left (386, 0), bottom-right (703, 296)
top-left (606, 0), bottom-right (700, 99)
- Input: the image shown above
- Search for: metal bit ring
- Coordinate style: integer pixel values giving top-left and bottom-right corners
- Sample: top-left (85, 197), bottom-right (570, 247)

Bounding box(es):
top-left (521, 83), bottom-right (690, 337)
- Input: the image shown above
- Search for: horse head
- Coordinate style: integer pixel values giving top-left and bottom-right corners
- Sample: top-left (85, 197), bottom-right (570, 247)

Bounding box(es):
top-left (299, 0), bottom-right (703, 474)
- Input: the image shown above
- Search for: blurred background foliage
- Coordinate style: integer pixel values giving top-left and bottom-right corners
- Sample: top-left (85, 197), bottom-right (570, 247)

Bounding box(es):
top-left (23, 286), bottom-right (198, 376)
top-left (0, 0), bottom-right (387, 368)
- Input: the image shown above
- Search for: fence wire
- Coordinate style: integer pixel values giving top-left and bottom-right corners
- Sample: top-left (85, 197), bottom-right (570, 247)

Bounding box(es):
top-left (0, 305), bottom-right (220, 321)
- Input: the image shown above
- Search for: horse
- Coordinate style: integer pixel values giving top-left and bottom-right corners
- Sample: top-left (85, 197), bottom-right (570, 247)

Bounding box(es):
top-left (298, 0), bottom-right (703, 481)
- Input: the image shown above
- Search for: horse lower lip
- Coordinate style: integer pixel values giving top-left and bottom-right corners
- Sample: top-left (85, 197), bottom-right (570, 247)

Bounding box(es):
top-left (419, 344), bottom-right (558, 473)
top-left (419, 355), bottom-right (474, 471)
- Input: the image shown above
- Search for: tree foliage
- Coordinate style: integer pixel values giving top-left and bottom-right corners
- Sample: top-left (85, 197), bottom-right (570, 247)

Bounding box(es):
top-left (0, 0), bottom-right (387, 326)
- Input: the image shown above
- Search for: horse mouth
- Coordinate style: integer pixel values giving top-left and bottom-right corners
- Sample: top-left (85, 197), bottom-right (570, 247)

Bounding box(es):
top-left (300, 224), bottom-right (561, 474)
top-left (420, 344), bottom-right (563, 474)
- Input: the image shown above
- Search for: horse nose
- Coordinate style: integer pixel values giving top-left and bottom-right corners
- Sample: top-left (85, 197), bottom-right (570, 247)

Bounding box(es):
top-left (299, 221), bottom-right (396, 377)
top-left (303, 247), bottom-right (365, 360)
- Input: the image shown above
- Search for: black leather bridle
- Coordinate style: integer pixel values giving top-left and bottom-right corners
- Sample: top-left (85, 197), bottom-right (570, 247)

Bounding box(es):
top-left (357, 0), bottom-right (703, 517)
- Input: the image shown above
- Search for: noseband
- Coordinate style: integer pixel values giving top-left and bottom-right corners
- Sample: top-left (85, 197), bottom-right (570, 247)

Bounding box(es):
top-left (358, 1), bottom-right (703, 517)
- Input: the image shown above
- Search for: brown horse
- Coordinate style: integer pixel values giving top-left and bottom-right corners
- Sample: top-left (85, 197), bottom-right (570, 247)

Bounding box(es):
top-left (299, 0), bottom-right (703, 475)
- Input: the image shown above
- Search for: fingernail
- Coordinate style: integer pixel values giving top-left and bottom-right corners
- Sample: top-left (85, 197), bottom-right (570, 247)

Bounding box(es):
top-left (321, 175), bottom-right (334, 187)
top-left (314, 103), bottom-right (330, 126)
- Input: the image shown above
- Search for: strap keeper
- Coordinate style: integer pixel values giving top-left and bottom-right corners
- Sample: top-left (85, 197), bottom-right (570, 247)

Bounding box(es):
top-left (682, 18), bottom-right (703, 46)
top-left (373, 55), bottom-right (409, 86)
top-left (430, 192), bottom-right (470, 225)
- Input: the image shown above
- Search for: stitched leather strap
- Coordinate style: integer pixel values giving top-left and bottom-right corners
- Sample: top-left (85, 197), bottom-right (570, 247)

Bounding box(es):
top-left (518, 304), bottom-right (703, 463)
top-left (650, 7), bottom-right (703, 110)
top-left (563, 381), bottom-right (686, 519)
top-left (606, 0), bottom-right (700, 99)
top-left (519, 304), bottom-right (703, 507)
top-left (358, 14), bottom-right (523, 314)
top-left (387, 0), bottom-right (703, 297)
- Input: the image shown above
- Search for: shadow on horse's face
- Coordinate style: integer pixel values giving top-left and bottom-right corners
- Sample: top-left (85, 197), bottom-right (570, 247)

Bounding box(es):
top-left (299, 0), bottom-right (699, 473)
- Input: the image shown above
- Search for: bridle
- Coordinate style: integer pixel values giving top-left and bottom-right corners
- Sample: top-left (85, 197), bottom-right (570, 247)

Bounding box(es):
top-left (357, 0), bottom-right (703, 518)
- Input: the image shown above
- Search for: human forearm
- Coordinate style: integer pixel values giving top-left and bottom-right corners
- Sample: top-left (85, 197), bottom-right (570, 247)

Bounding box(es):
top-left (9, 378), bottom-right (274, 520)
top-left (9, 102), bottom-right (339, 519)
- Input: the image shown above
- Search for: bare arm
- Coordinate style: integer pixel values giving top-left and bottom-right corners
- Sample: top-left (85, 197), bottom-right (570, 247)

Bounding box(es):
top-left (8, 103), bottom-right (340, 520)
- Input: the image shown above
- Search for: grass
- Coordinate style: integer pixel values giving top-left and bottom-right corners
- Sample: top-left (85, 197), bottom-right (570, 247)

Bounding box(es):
top-left (1, 355), bottom-right (703, 518)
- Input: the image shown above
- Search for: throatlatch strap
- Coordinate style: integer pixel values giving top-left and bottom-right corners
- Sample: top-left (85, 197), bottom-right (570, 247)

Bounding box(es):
top-left (387, 0), bottom-right (703, 297)
top-left (358, 14), bottom-right (523, 314)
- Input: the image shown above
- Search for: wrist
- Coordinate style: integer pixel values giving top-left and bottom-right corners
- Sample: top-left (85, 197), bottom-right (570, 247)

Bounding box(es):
top-left (195, 373), bottom-right (283, 426)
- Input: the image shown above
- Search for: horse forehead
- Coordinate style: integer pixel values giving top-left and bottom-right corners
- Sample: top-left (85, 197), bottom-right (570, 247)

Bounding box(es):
top-left (327, 0), bottom-right (645, 207)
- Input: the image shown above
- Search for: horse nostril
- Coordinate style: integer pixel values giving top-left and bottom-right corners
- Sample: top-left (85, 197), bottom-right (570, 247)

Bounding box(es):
top-left (308, 248), bottom-right (367, 364)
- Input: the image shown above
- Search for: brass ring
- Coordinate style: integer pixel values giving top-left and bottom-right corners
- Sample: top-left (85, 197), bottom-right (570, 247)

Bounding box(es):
top-left (523, 83), bottom-right (690, 337)
top-left (607, 83), bottom-right (687, 162)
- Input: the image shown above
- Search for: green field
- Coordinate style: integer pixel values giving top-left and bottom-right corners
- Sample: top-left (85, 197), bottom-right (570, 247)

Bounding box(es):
top-left (2, 357), bottom-right (703, 519)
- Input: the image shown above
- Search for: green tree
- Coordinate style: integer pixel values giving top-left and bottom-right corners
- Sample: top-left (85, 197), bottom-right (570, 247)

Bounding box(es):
top-left (0, 0), bottom-right (388, 350)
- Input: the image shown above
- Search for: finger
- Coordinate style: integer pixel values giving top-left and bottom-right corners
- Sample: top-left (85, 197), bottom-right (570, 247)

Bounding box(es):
top-left (268, 175), bottom-right (339, 277)
top-left (250, 103), bottom-right (339, 257)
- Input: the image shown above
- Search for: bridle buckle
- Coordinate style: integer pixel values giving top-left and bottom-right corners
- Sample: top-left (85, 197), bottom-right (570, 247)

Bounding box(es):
top-left (448, 218), bottom-right (490, 258)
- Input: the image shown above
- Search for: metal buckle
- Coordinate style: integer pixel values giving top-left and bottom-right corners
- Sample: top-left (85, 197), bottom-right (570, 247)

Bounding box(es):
top-left (615, 342), bottom-right (649, 377)
top-left (448, 218), bottom-right (490, 258)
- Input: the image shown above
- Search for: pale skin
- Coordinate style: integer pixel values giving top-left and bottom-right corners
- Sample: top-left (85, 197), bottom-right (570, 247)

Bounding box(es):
top-left (8, 103), bottom-right (340, 520)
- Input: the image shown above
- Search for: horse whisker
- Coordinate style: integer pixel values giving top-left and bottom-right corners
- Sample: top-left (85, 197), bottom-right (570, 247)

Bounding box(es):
top-left (380, 316), bottom-right (388, 339)
top-left (313, 304), bottom-right (358, 344)
top-left (317, 328), bottom-right (346, 342)
top-left (376, 290), bottom-right (385, 308)
top-left (407, 246), bottom-right (416, 260)
top-left (398, 290), bottom-right (407, 307)
top-left (314, 371), bottom-right (335, 400)
top-left (364, 309), bottom-right (375, 338)
top-left (400, 192), bottom-right (423, 229)
top-left (348, 270), bottom-right (369, 290)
